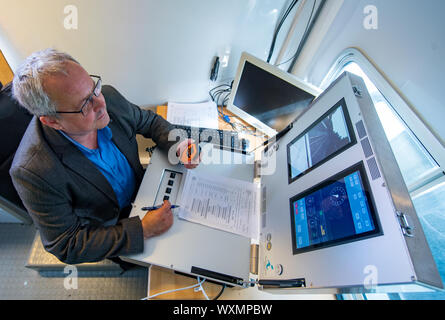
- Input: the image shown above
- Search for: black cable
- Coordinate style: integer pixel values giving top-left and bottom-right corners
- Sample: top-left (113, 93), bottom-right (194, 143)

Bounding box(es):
top-left (209, 85), bottom-right (230, 102)
top-left (276, 0), bottom-right (317, 68)
top-left (267, 0), bottom-right (299, 63)
top-left (212, 284), bottom-right (226, 300)
top-left (209, 83), bottom-right (233, 126)
top-left (267, 0), bottom-right (297, 62)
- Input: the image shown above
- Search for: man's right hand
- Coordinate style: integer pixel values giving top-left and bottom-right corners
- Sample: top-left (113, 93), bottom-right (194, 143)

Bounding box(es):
top-left (141, 200), bottom-right (174, 239)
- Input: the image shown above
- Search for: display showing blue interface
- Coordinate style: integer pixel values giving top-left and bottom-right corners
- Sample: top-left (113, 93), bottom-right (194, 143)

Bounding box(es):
top-left (290, 164), bottom-right (381, 254)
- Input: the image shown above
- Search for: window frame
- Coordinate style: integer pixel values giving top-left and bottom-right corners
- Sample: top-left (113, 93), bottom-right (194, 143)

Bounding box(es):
top-left (322, 47), bottom-right (445, 300)
top-left (321, 47), bottom-right (445, 193)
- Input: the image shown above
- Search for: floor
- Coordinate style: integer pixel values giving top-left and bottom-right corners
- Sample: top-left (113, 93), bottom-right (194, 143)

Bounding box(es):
top-left (0, 133), bottom-right (157, 300)
top-left (0, 223), bottom-right (148, 300)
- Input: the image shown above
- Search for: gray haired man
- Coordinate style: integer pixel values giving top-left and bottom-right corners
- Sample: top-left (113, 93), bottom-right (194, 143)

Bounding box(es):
top-left (10, 49), bottom-right (197, 265)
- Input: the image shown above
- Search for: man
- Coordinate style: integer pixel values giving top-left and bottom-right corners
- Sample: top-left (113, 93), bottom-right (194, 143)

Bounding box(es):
top-left (10, 48), bottom-right (197, 265)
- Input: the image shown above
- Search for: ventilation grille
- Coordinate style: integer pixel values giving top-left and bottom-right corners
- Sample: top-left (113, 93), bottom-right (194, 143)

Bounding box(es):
top-left (361, 137), bottom-right (374, 158)
top-left (367, 157), bottom-right (381, 180)
top-left (355, 120), bottom-right (367, 139)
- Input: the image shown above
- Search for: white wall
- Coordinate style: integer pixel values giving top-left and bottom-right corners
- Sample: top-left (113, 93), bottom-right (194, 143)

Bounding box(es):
top-left (292, 0), bottom-right (445, 145)
top-left (0, 0), bottom-right (289, 107)
top-left (2, 0), bottom-right (443, 142)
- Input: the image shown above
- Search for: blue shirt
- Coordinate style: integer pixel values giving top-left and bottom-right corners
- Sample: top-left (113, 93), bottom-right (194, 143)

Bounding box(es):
top-left (60, 126), bottom-right (136, 209)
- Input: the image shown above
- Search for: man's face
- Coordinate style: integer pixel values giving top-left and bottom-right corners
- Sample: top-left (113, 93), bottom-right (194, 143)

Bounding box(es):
top-left (40, 61), bottom-right (110, 137)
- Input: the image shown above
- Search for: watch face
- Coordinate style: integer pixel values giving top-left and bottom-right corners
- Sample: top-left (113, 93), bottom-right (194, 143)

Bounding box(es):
top-left (329, 186), bottom-right (347, 206)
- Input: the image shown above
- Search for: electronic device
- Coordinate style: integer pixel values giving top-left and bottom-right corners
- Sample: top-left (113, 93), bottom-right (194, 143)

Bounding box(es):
top-left (124, 72), bottom-right (443, 294)
top-left (171, 123), bottom-right (249, 154)
top-left (227, 52), bottom-right (322, 138)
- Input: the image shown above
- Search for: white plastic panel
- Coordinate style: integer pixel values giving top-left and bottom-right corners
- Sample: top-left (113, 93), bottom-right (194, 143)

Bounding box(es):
top-left (125, 147), bottom-right (255, 286)
top-left (258, 73), bottom-right (418, 290)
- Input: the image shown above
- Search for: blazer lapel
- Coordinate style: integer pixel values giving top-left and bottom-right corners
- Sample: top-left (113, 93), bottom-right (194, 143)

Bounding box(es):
top-left (41, 124), bottom-right (119, 207)
top-left (108, 118), bottom-right (144, 182)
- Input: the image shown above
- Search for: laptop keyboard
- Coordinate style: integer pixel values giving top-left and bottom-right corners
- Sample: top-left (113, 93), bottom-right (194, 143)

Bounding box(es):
top-left (171, 124), bottom-right (249, 153)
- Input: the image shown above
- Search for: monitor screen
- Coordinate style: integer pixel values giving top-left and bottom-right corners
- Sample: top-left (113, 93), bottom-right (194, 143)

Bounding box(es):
top-left (289, 163), bottom-right (382, 255)
top-left (287, 98), bottom-right (356, 184)
top-left (232, 61), bottom-right (315, 133)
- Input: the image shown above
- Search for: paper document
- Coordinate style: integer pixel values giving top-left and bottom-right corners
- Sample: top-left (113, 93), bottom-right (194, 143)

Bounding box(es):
top-left (178, 170), bottom-right (259, 239)
top-left (167, 101), bottom-right (219, 129)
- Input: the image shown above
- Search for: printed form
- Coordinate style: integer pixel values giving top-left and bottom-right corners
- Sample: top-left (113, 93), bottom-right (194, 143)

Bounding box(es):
top-left (178, 170), bottom-right (260, 239)
top-left (167, 101), bottom-right (219, 129)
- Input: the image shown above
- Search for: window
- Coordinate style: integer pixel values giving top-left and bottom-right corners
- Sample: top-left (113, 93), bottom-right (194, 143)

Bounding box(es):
top-left (323, 48), bottom-right (445, 300)
top-left (340, 62), bottom-right (440, 190)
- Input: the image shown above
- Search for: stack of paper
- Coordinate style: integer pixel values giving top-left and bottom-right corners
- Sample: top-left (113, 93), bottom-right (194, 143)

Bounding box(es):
top-left (178, 170), bottom-right (260, 239)
top-left (167, 101), bottom-right (219, 129)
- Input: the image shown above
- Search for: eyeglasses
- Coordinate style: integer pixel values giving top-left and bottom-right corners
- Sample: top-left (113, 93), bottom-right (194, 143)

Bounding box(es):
top-left (55, 75), bottom-right (102, 116)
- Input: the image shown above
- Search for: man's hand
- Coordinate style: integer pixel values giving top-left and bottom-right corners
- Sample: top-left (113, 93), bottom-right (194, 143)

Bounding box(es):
top-left (141, 200), bottom-right (174, 239)
top-left (176, 139), bottom-right (201, 169)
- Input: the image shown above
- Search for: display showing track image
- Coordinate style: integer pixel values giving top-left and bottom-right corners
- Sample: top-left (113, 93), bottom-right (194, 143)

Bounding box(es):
top-left (307, 108), bottom-right (351, 168)
top-left (287, 99), bottom-right (356, 183)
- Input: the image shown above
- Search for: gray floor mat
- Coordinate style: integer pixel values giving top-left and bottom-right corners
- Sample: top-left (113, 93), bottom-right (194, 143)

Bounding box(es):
top-left (0, 223), bottom-right (148, 300)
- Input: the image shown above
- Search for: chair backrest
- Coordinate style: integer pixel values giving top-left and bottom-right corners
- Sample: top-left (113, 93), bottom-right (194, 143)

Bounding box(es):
top-left (0, 81), bottom-right (33, 210)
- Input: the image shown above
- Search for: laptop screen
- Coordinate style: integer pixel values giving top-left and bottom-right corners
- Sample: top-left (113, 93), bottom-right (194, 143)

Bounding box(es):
top-left (232, 61), bottom-right (315, 133)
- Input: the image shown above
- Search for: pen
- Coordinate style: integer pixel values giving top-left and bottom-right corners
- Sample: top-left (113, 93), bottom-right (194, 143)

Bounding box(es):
top-left (141, 205), bottom-right (180, 211)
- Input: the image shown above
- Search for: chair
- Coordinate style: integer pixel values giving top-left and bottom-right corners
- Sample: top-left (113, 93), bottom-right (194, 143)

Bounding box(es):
top-left (0, 81), bottom-right (33, 223)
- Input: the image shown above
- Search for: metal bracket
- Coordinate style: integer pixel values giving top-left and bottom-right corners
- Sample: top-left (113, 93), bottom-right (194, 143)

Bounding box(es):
top-left (396, 211), bottom-right (414, 237)
top-left (352, 85), bottom-right (363, 97)
top-left (254, 160), bottom-right (262, 179)
top-left (250, 244), bottom-right (259, 275)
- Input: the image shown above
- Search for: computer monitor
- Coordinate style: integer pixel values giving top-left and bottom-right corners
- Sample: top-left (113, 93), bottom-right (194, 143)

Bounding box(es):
top-left (289, 162), bottom-right (382, 255)
top-left (227, 52), bottom-right (322, 137)
top-left (287, 98), bottom-right (357, 184)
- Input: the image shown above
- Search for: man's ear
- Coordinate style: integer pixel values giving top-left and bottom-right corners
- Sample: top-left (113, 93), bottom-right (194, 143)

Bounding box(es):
top-left (39, 115), bottom-right (63, 130)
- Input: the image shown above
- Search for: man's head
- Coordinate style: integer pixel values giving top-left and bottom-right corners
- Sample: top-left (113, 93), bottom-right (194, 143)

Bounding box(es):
top-left (13, 48), bottom-right (110, 136)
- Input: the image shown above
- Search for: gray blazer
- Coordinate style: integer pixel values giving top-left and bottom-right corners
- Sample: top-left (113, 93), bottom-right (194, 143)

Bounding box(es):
top-left (10, 85), bottom-right (175, 264)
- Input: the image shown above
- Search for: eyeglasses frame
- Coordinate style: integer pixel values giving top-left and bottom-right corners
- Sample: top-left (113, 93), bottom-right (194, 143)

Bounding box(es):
top-left (54, 75), bottom-right (102, 116)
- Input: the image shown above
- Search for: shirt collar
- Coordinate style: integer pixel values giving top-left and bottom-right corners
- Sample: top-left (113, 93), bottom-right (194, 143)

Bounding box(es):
top-left (59, 126), bottom-right (112, 154)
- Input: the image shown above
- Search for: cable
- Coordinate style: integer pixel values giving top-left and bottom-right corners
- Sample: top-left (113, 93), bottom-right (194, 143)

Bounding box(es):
top-left (196, 277), bottom-right (210, 300)
top-left (209, 84), bottom-right (231, 101)
top-left (212, 284), bottom-right (226, 300)
top-left (267, 0), bottom-right (299, 63)
top-left (208, 83), bottom-right (266, 137)
top-left (142, 277), bottom-right (207, 300)
top-left (267, 0), bottom-right (298, 62)
top-left (275, 0), bottom-right (317, 67)
top-left (209, 82), bottom-right (234, 126)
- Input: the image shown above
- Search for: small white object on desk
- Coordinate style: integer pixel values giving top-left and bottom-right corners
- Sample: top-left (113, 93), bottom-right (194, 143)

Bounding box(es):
top-left (167, 101), bottom-right (219, 129)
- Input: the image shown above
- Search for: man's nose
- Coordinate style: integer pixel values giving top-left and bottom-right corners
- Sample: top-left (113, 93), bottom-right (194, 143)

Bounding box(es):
top-left (92, 94), bottom-right (105, 112)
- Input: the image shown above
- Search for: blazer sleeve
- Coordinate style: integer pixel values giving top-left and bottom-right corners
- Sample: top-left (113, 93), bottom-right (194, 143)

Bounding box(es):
top-left (10, 165), bottom-right (144, 264)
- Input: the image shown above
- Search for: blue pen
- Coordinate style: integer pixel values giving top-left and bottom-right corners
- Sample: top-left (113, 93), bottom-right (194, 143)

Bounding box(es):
top-left (141, 205), bottom-right (180, 211)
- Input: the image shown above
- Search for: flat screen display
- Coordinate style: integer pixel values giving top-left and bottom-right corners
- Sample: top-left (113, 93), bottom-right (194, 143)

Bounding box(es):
top-left (289, 163), bottom-right (382, 255)
top-left (287, 98), bottom-right (356, 184)
top-left (232, 61), bottom-right (315, 132)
